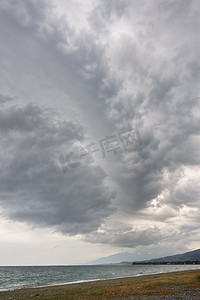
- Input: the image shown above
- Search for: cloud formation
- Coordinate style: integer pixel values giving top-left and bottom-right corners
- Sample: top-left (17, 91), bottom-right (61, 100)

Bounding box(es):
top-left (0, 0), bottom-right (200, 253)
top-left (0, 99), bottom-right (114, 235)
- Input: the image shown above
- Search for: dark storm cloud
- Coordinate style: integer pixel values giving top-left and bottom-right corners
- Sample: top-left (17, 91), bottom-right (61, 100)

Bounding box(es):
top-left (0, 101), bottom-right (114, 234)
top-left (0, 0), bottom-right (113, 137)
top-left (0, 93), bottom-right (16, 104)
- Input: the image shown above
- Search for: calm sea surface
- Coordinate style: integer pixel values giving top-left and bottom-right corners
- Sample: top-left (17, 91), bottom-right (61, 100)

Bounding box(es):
top-left (0, 264), bottom-right (200, 291)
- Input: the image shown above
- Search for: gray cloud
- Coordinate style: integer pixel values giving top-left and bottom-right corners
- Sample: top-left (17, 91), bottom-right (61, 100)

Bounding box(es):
top-left (84, 0), bottom-right (200, 248)
top-left (96, 0), bottom-right (200, 205)
top-left (0, 101), bottom-right (114, 235)
top-left (85, 225), bottom-right (175, 248)
top-left (0, 93), bottom-right (16, 104)
top-left (0, 0), bottom-right (200, 252)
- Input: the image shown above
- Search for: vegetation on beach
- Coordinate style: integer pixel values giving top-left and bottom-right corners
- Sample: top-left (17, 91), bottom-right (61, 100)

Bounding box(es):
top-left (1, 270), bottom-right (200, 300)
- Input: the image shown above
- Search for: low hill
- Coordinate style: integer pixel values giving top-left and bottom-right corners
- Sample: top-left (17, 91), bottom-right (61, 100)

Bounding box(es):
top-left (132, 249), bottom-right (200, 264)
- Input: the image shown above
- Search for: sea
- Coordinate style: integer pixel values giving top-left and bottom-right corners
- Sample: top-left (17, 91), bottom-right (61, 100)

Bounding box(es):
top-left (0, 264), bottom-right (200, 291)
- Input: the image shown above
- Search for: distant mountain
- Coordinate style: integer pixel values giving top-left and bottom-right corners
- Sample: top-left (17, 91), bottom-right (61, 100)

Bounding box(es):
top-left (87, 249), bottom-right (200, 265)
top-left (133, 249), bottom-right (200, 264)
top-left (88, 252), bottom-right (134, 264)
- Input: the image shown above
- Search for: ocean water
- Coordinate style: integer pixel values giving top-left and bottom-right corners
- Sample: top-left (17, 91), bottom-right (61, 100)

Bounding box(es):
top-left (0, 264), bottom-right (200, 291)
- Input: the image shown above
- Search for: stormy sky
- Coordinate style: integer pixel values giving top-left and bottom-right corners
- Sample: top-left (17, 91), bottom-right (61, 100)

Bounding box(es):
top-left (0, 0), bottom-right (200, 265)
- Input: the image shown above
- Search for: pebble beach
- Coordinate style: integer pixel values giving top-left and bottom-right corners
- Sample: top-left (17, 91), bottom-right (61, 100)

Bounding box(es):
top-left (0, 269), bottom-right (200, 300)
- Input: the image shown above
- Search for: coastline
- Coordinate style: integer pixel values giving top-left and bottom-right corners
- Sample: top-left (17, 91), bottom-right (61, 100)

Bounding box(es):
top-left (1, 269), bottom-right (200, 300)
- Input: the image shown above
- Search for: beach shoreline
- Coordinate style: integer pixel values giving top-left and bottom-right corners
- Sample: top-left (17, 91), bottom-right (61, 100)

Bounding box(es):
top-left (0, 269), bottom-right (200, 299)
